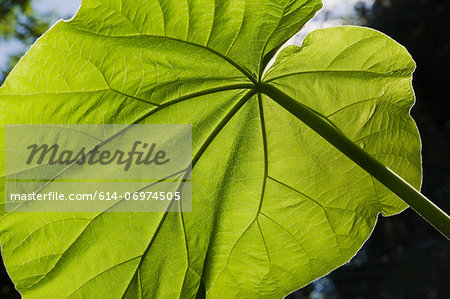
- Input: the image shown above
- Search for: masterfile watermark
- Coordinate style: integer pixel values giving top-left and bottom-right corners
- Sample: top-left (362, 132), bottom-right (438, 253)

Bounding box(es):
top-left (4, 124), bottom-right (192, 212)
top-left (26, 141), bottom-right (170, 171)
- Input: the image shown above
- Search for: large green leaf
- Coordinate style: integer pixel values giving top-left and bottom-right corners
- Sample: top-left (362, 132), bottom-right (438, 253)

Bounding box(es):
top-left (0, 0), bottom-right (422, 298)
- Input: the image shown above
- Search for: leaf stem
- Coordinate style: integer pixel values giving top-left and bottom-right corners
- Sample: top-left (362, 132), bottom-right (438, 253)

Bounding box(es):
top-left (258, 83), bottom-right (450, 239)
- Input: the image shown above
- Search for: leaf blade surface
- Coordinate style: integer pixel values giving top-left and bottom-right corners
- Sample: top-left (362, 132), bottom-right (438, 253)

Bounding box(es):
top-left (0, 1), bottom-right (423, 298)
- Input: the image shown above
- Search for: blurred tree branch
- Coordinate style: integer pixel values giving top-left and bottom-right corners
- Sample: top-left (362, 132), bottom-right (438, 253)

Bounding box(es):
top-left (1, 0), bottom-right (52, 83)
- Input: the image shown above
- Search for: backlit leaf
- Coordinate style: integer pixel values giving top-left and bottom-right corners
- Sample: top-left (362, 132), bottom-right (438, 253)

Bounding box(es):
top-left (0, 0), bottom-right (421, 297)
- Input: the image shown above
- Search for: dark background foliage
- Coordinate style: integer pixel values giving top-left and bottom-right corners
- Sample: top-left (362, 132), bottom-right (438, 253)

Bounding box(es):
top-left (1, 0), bottom-right (449, 298)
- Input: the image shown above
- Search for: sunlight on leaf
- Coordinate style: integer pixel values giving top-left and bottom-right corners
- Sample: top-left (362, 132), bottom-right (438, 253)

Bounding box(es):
top-left (0, 0), bottom-right (421, 298)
